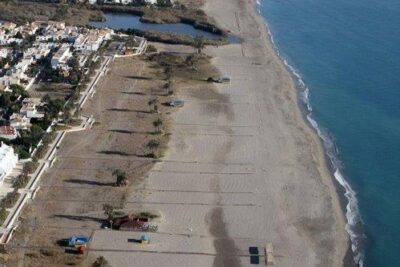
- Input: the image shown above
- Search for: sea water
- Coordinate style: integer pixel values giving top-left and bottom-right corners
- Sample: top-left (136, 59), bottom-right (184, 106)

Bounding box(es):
top-left (258, 0), bottom-right (400, 266)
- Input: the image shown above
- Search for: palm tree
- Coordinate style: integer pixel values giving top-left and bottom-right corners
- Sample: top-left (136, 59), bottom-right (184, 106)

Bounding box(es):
top-left (153, 118), bottom-right (163, 133)
top-left (146, 139), bottom-right (160, 156)
top-left (148, 98), bottom-right (158, 113)
top-left (103, 204), bottom-right (115, 229)
top-left (112, 169), bottom-right (127, 186)
top-left (193, 36), bottom-right (205, 54)
top-left (92, 256), bottom-right (111, 267)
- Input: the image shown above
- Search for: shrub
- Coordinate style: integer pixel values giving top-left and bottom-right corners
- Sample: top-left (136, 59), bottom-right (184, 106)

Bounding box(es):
top-left (92, 256), bottom-right (111, 267)
top-left (0, 207), bottom-right (8, 224)
top-left (40, 249), bottom-right (54, 257)
top-left (146, 44), bottom-right (157, 53)
top-left (14, 174), bottom-right (30, 189)
top-left (112, 169), bottom-right (127, 187)
top-left (23, 161), bottom-right (38, 175)
top-left (2, 190), bottom-right (20, 208)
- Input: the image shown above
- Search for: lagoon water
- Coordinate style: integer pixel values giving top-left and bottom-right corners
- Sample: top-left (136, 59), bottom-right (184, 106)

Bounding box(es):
top-left (259, 0), bottom-right (400, 266)
top-left (90, 12), bottom-right (226, 40)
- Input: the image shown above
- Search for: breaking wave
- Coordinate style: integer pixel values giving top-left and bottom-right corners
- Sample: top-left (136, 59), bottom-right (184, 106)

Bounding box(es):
top-left (256, 0), bottom-right (365, 265)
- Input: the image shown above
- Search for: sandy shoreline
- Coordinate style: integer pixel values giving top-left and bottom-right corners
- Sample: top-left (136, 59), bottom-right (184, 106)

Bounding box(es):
top-left (88, 0), bottom-right (349, 265)
top-left (204, 0), bottom-right (350, 265)
top-left (8, 1), bottom-right (350, 266)
top-left (91, 0), bottom-right (349, 266)
top-left (3, 0), bottom-right (350, 265)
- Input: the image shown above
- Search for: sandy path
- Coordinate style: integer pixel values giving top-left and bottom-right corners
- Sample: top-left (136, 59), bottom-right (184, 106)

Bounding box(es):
top-left (89, 1), bottom-right (349, 267)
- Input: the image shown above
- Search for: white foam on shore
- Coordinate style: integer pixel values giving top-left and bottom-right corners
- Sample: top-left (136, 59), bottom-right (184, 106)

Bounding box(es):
top-left (256, 0), bottom-right (364, 265)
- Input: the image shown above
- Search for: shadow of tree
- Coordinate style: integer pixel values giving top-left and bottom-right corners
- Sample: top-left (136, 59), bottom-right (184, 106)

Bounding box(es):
top-left (108, 129), bottom-right (155, 135)
top-left (53, 214), bottom-right (104, 223)
top-left (107, 108), bottom-right (152, 114)
top-left (120, 91), bottom-right (146, 95)
top-left (97, 150), bottom-right (131, 156)
top-left (127, 238), bottom-right (141, 243)
top-left (64, 179), bottom-right (114, 186)
top-left (124, 75), bottom-right (153, 80)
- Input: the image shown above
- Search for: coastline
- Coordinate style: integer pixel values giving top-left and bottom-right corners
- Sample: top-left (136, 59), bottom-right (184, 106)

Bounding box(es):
top-left (204, 0), bottom-right (349, 265)
top-left (4, 0), bottom-right (352, 265)
top-left (252, 1), bottom-right (361, 265)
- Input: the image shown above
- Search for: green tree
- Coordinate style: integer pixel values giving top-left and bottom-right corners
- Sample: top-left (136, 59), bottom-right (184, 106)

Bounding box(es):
top-left (0, 92), bottom-right (12, 109)
top-left (23, 161), bottom-right (38, 175)
top-left (112, 169), bottom-right (127, 187)
top-left (157, 0), bottom-right (172, 7)
top-left (92, 256), bottom-right (111, 267)
top-left (10, 84), bottom-right (29, 98)
top-left (146, 139), bottom-right (160, 156)
top-left (103, 204), bottom-right (115, 229)
top-left (153, 118), bottom-right (163, 133)
top-left (67, 57), bottom-right (80, 70)
top-left (45, 99), bottom-right (65, 119)
top-left (14, 32), bottom-right (23, 39)
top-left (0, 207), bottom-right (7, 223)
top-left (193, 36), bottom-right (205, 54)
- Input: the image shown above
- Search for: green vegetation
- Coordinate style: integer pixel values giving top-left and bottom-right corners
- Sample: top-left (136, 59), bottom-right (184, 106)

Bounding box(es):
top-left (148, 98), bottom-right (159, 113)
top-left (122, 28), bottom-right (228, 47)
top-left (153, 118), bottom-right (163, 133)
top-left (146, 139), bottom-right (160, 157)
top-left (0, 207), bottom-right (8, 224)
top-left (0, 2), bottom-right (104, 26)
top-left (112, 169), bottom-right (128, 187)
top-left (146, 44), bottom-right (158, 53)
top-left (156, 0), bottom-right (173, 7)
top-left (103, 204), bottom-right (116, 228)
top-left (39, 56), bottom-right (82, 85)
top-left (23, 161), bottom-right (39, 175)
top-left (193, 35), bottom-right (205, 54)
top-left (92, 256), bottom-right (112, 267)
top-left (0, 84), bottom-right (30, 118)
top-left (13, 174), bottom-right (30, 189)
top-left (0, 57), bottom-right (9, 69)
top-left (138, 211), bottom-right (160, 219)
top-left (1, 190), bottom-right (20, 209)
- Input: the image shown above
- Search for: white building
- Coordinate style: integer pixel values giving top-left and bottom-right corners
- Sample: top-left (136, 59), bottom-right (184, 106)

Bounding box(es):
top-left (0, 142), bottom-right (18, 183)
top-left (73, 29), bottom-right (113, 55)
top-left (10, 113), bottom-right (31, 130)
top-left (51, 44), bottom-right (72, 69)
top-left (145, 0), bottom-right (175, 4)
top-left (0, 75), bottom-right (21, 87)
top-left (0, 48), bottom-right (10, 59)
top-left (20, 98), bottom-right (44, 119)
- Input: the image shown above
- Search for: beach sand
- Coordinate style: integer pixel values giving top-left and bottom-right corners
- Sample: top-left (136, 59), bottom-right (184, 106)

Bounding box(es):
top-left (88, 0), bottom-right (349, 266)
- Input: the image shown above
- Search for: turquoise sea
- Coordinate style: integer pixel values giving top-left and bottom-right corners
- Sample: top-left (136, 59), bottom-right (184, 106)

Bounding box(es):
top-left (258, 0), bottom-right (400, 266)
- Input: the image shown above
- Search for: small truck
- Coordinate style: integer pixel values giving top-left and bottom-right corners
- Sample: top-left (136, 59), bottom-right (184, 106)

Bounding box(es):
top-left (167, 99), bottom-right (185, 107)
top-left (68, 235), bottom-right (90, 247)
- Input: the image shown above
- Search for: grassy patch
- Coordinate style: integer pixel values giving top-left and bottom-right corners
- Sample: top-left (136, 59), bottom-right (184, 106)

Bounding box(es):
top-left (0, 2), bottom-right (103, 25)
